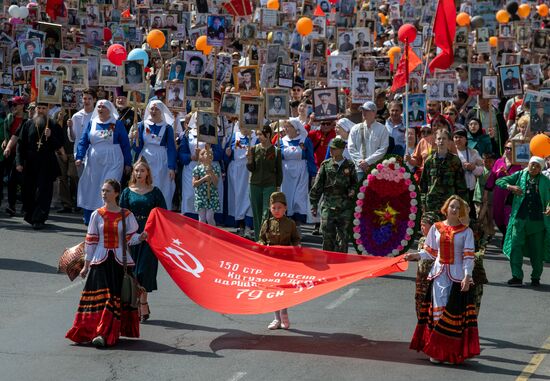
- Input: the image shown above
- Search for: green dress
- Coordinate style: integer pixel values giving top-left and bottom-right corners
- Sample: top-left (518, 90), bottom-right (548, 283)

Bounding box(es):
top-left (120, 186), bottom-right (166, 292)
top-left (192, 164), bottom-right (221, 212)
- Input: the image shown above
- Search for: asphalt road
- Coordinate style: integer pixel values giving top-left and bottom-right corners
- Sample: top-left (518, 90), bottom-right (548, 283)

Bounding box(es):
top-left (1, 211), bottom-right (549, 381)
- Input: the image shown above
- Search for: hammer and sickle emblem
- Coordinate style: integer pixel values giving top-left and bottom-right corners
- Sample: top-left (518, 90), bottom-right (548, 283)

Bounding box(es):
top-left (163, 245), bottom-right (204, 278)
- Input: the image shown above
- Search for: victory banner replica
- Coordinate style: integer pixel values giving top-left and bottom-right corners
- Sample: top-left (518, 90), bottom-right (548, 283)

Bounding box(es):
top-left (145, 208), bottom-right (408, 315)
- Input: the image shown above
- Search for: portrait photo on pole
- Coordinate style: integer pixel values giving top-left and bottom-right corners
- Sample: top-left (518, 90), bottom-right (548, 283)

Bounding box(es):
top-left (18, 38), bottom-right (42, 70)
top-left (99, 58), bottom-right (121, 87)
top-left (166, 82), bottom-right (185, 109)
top-left (220, 92), bottom-right (241, 117)
top-left (197, 111), bottom-right (219, 144)
top-left (70, 59), bottom-right (89, 90)
top-left (499, 65), bottom-right (523, 97)
top-left (240, 97), bottom-right (264, 130)
top-left (407, 93), bottom-right (427, 128)
top-left (482, 76), bottom-right (499, 99)
top-left (234, 66), bottom-right (259, 95)
top-left (123, 60), bottom-right (145, 90)
top-left (529, 101), bottom-right (550, 134)
top-left (511, 140), bottom-right (531, 165)
top-left (185, 77), bottom-right (200, 100)
top-left (351, 71), bottom-right (375, 104)
top-left (37, 70), bottom-right (63, 104)
top-left (312, 87), bottom-right (338, 121)
top-left (168, 60), bottom-right (187, 81)
top-left (184, 51), bottom-right (206, 78)
top-left (266, 88), bottom-right (290, 119)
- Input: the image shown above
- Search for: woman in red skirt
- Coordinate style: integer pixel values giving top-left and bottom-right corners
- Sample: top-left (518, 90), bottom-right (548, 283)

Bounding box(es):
top-left (66, 179), bottom-right (148, 347)
top-left (405, 195), bottom-right (480, 364)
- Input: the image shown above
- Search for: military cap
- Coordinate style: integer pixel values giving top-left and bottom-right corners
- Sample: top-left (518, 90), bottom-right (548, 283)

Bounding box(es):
top-left (269, 191), bottom-right (287, 205)
top-left (329, 137), bottom-right (346, 149)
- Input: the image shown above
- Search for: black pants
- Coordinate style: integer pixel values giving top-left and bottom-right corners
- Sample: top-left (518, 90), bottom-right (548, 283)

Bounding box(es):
top-left (4, 155), bottom-right (22, 209)
top-left (22, 168), bottom-right (54, 224)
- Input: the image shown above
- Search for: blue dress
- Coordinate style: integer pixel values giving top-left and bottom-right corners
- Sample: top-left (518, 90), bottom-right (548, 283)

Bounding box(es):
top-left (120, 186), bottom-right (166, 292)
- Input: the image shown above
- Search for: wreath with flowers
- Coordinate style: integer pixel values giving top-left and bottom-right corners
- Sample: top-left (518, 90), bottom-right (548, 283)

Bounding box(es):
top-left (353, 155), bottom-right (420, 256)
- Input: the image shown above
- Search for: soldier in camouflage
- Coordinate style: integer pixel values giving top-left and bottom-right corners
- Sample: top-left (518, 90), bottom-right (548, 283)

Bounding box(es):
top-left (420, 129), bottom-right (469, 220)
top-left (309, 137), bottom-right (358, 253)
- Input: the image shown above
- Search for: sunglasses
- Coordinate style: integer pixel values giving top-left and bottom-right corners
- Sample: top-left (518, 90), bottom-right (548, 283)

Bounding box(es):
top-left (445, 112), bottom-right (456, 116)
top-left (320, 122), bottom-right (332, 126)
top-left (504, 146), bottom-right (512, 151)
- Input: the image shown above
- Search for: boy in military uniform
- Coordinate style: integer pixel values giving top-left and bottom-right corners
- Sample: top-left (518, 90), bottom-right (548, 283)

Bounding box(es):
top-left (258, 191), bottom-right (301, 330)
top-left (309, 137), bottom-right (357, 253)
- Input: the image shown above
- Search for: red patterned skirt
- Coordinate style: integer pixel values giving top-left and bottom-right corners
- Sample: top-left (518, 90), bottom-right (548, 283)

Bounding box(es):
top-left (66, 251), bottom-right (140, 346)
top-left (410, 281), bottom-right (480, 364)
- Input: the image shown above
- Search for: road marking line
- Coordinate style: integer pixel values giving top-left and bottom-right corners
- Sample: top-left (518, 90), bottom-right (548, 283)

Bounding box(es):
top-left (227, 372), bottom-right (247, 381)
top-left (516, 335), bottom-right (550, 381)
top-left (56, 280), bottom-right (84, 294)
top-left (325, 288), bottom-right (359, 310)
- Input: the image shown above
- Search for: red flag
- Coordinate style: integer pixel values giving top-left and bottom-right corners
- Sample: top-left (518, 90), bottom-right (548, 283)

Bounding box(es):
top-left (46, 0), bottom-right (65, 21)
top-left (391, 45), bottom-right (421, 92)
top-left (145, 209), bottom-right (408, 315)
top-left (314, 4), bottom-right (326, 16)
top-left (223, 0), bottom-right (253, 16)
top-left (428, 0), bottom-right (456, 72)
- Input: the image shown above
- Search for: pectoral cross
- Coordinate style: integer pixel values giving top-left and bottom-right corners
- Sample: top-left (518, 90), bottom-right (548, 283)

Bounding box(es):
top-left (37, 139), bottom-right (43, 150)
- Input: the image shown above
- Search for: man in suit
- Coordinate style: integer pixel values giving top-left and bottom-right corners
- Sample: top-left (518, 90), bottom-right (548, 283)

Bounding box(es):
top-left (186, 56), bottom-right (204, 77)
top-left (207, 16), bottom-right (225, 41)
top-left (125, 62), bottom-right (142, 84)
top-left (331, 62), bottom-right (347, 80)
top-left (238, 68), bottom-right (257, 91)
top-left (314, 92), bottom-right (337, 117)
top-left (244, 104), bottom-right (258, 125)
top-left (268, 96), bottom-right (286, 117)
top-left (221, 95), bottom-right (237, 114)
top-left (169, 87), bottom-right (184, 107)
top-left (485, 80), bottom-right (497, 96)
top-left (408, 100), bottom-right (425, 122)
top-left (503, 69), bottom-right (520, 91)
top-left (339, 34), bottom-right (354, 52)
top-left (21, 41), bottom-right (38, 67)
top-left (199, 113), bottom-right (216, 136)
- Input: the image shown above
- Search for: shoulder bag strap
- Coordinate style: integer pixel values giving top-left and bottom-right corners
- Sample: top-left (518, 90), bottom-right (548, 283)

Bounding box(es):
top-left (120, 209), bottom-right (127, 274)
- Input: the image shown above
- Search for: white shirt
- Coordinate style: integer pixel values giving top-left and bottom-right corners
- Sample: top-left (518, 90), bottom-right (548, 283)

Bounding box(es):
top-left (348, 121), bottom-right (389, 173)
top-left (70, 108), bottom-right (93, 155)
top-left (456, 147), bottom-right (483, 190)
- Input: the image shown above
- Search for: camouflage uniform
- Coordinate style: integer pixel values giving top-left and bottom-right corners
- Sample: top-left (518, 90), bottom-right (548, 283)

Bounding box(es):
top-left (309, 139), bottom-right (357, 252)
top-left (420, 151), bottom-right (469, 219)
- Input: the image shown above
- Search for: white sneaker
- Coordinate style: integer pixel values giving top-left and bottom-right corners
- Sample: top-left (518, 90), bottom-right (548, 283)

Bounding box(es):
top-left (236, 228), bottom-right (243, 236)
top-left (280, 314), bottom-right (290, 330)
top-left (268, 319), bottom-right (281, 330)
top-left (92, 335), bottom-right (105, 347)
top-left (429, 357), bottom-right (441, 364)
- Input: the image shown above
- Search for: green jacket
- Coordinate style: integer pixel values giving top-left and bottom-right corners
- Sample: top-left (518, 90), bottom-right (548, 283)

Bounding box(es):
top-left (309, 157), bottom-right (357, 212)
top-left (496, 170), bottom-right (550, 261)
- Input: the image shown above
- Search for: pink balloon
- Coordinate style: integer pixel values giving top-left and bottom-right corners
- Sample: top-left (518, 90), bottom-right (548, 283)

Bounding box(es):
top-left (106, 44), bottom-right (128, 66)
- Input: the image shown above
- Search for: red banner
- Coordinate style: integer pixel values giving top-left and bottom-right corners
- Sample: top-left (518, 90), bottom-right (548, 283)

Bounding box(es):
top-left (145, 209), bottom-right (408, 314)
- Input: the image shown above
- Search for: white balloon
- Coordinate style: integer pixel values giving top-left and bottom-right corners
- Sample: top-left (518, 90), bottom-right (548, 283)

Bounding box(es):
top-left (18, 6), bottom-right (29, 19)
top-left (8, 5), bottom-right (19, 17)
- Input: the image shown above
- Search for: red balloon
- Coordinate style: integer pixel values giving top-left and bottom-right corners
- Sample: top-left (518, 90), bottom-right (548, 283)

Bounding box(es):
top-left (106, 44), bottom-right (128, 66)
top-left (103, 28), bottom-right (112, 42)
top-left (398, 23), bottom-right (417, 44)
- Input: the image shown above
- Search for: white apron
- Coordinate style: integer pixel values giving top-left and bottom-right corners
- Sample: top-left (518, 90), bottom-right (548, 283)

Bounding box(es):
top-left (77, 121), bottom-right (124, 210)
top-left (139, 123), bottom-right (176, 210)
top-left (181, 131), bottom-right (224, 214)
top-left (281, 136), bottom-right (309, 217)
top-left (227, 131), bottom-right (254, 220)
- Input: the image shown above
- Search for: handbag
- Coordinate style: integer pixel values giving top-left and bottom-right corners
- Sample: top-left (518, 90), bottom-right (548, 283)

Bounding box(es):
top-left (58, 242), bottom-right (85, 281)
top-left (120, 209), bottom-right (142, 308)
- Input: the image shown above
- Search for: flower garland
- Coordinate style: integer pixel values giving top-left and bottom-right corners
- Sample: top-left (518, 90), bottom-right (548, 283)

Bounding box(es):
top-left (353, 156), bottom-right (420, 256)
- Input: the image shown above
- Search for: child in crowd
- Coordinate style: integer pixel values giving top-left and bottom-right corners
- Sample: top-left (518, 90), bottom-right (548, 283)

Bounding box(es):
top-left (192, 146), bottom-right (221, 225)
top-left (258, 191), bottom-right (301, 330)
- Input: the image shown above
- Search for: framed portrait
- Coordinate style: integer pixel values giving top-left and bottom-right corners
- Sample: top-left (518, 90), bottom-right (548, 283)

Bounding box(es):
top-left (149, 12), bottom-right (164, 29)
top-left (196, 111), bottom-right (218, 144)
top-left (476, 27), bottom-right (490, 54)
top-left (312, 87), bottom-right (338, 121)
top-left (12, 65), bottom-right (26, 85)
top-left (498, 23), bottom-right (512, 38)
top-left (499, 65), bottom-right (522, 97)
top-left (99, 58), bottom-right (121, 87)
top-left (468, 64), bottom-right (488, 95)
top-left (482, 75), bottom-right (498, 99)
top-left (337, 28), bottom-right (355, 54)
top-left (37, 22), bottom-right (62, 57)
top-left (523, 64), bottom-right (541, 86)
top-left (86, 27), bottom-right (104, 48)
top-left (220, 92), bottom-right (240, 117)
top-left (62, 84), bottom-right (77, 109)
top-left (18, 38), bottom-right (42, 70)
top-left (169, 60), bottom-right (186, 81)
top-left (70, 60), bottom-right (88, 90)
top-left (511, 140), bottom-right (531, 165)
top-left (215, 53), bottom-right (232, 86)
top-left (310, 38), bottom-right (327, 62)
top-left (455, 27), bottom-right (468, 44)
top-left (265, 88), bottom-right (290, 120)
top-left (233, 65), bottom-right (259, 95)
top-left (516, 23), bottom-right (531, 47)
top-left (409, 74), bottom-right (423, 94)
top-left (265, 44), bottom-right (280, 65)
top-left (498, 37), bottom-right (516, 53)
top-left (123, 60), bottom-right (145, 90)
top-left (52, 58), bottom-right (71, 82)
top-left (260, 9), bottom-right (279, 30)
top-left (373, 57), bottom-right (391, 80)
top-left (453, 44), bottom-right (469, 65)
top-left (277, 63), bottom-right (294, 88)
top-left (407, 93), bottom-right (426, 128)
top-left (37, 70), bottom-right (63, 104)
top-left (166, 81), bottom-right (185, 110)
top-left (351, 71), bottom-right (374, 103)
top-left (163, 14), bottom-right (179, 31)
top-left (87, 55), bottom-right (99, 86)
top-left (184, 50), bottom-right (206, 77)
top-left (240, 97), bottom-right (264, 130)
top-left (328, 56), bottom-right (351, 87)
top-left (426, 78), bottom-right (442, 101)
top-left (184, 77), bottom-right (199, 100)
top-left (529, 101), bottom-right (550, 134)
top-left (441, 81), bottom-right (457, 101)
top-left (191, 100), bottom-right (214, 112)
top-left (501, 53), bottom-right (520, 66)
top-left (532, 29), bottom-right (549, 54)
top-left (260, 63), bottom-right (277, 88)
top-left (206, 15), bottom-right (225, 47)
top-left (26, 29), bottom-right (46, 45)
top-left (197, 78), bottom-right (213, 100)
top-left (239, 23), bottom-right (257, 41)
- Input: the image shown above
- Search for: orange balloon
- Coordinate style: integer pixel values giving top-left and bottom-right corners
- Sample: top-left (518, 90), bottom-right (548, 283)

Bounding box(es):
top-left (296, 17), bottom-right (313, 36)
top-left (195, 35), bottom-right (212, 55)
top-left (496, 9), bottom-right (510, 24)
top-left (147, 29), bottom-right (166, 49)
top-left (530, 134), bottom-right (550, 158)
top-left (517, 3), bottom-right (531, 18)
top-left (267, 0), bottom-right (279, 10)
top-left (456, 12), bottom-right (471, 26)
top-left (538, 4), bottom-right (549, 17)
top-left (489, 36), bottom-right (498, 47)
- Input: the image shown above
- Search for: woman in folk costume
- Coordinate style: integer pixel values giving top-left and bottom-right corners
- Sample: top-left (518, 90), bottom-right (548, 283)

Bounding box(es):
top-left (405, 195), bottom-right (480, 364)
top-left (224, 121), bottom-right (258, 237)
top-left (278, 119), bottom-right (317, 224)
top-left (75, 100), bottom-right (133, 225)
top-left (132, 100), bottom-right (177, 210)
top-left (177, 111), bottom-right (223, 218)
top-left (66, 179), bottom-right (147, 347)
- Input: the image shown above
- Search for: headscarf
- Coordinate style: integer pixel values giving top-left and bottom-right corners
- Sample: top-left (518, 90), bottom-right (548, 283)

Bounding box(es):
top-left (529, 156), bottom-right (545, 168)
top-left (144, 99), bottom-right (175, 127)
top-left (336, 117), bottom-right (354, 133)
top-left (90, 99), bottom-right (119, 124)
top-left (467, 117), bottom-right (484, 137)
top-left (289, 117), bottom-right (308, 137)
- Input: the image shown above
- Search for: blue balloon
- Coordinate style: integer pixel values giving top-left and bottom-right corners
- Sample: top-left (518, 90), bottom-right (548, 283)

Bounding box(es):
top-left (127, 48), bottom-right (149, 67)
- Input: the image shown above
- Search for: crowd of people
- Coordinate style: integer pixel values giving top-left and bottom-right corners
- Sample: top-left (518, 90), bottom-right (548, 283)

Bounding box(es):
top-left (1, 0), bottom-right (550, 364)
